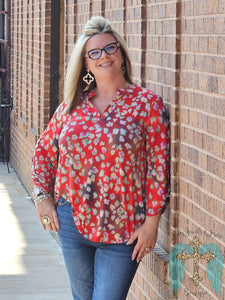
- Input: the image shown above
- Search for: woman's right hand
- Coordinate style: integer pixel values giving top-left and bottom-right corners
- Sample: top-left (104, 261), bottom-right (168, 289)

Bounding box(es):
top-left (36, 197), bottom-right (59, 233)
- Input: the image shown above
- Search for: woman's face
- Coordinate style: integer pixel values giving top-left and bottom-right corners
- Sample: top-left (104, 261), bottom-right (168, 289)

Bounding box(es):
top-left (85, 33), bottom-right (124, 82)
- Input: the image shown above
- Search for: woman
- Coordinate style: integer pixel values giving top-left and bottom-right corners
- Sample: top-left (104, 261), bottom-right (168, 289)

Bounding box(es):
top-left (32, 16), bottom-right (170, 300)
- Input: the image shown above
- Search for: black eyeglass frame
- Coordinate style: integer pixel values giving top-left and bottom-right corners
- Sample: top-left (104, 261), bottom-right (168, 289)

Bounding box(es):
top-left (85, 42), bottom-right (120, 60)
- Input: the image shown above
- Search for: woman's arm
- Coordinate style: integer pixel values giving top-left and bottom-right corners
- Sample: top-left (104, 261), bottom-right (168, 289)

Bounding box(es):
top-left (32, 102), bottom-right (67, 232)
top-left (128, 94), bottom-right (170, 261)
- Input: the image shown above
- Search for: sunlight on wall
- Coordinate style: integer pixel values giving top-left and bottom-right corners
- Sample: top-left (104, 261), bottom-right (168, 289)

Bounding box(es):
top-left (0, 184), bottom-right (27, 275)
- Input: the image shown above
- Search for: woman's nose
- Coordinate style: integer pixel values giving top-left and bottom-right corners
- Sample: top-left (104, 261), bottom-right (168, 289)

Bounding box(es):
top-left (101, 49), bottom-right (109, 58)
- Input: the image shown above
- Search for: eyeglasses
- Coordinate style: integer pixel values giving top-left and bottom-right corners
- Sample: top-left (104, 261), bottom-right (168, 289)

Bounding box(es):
top-left (85, 42), bottom-right (120, 60)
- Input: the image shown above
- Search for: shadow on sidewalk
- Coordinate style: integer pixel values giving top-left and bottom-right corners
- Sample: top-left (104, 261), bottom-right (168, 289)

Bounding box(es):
top-left (0, 164), bottom-right (72, 300)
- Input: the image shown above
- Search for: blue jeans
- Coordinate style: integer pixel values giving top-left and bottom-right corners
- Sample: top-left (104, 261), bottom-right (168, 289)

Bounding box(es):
top-left (57, 197), bottom-right (139, 300)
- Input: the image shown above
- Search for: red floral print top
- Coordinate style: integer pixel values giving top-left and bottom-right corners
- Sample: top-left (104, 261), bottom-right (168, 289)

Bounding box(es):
top-left (32, 84), bottom-right (170, 243)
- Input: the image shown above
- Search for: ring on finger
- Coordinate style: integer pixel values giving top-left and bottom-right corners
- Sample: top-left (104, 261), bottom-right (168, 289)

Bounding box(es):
top-left (41, 215), bottom-right (51, 225)
top-left (146, 247), bottom-right (151, 252)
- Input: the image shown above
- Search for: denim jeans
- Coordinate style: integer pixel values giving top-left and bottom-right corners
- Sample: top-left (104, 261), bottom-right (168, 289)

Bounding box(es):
top-left (57, 197), bottom-right (139, 300)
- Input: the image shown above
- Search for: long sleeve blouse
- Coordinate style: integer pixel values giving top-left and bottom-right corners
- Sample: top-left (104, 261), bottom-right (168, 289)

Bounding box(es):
top-left (32, 84), bottom-right (170, 243)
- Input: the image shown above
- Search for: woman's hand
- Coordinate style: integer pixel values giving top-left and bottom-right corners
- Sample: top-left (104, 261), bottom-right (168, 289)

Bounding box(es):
top-left (127, 214), bottom-right (161, 262)
top-left (36, 197), bottom-right (59, 233)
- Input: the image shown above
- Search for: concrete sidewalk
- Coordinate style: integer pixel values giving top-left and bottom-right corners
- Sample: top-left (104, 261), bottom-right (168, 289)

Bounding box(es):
top-left (0, 164), bottom-right (73, 300)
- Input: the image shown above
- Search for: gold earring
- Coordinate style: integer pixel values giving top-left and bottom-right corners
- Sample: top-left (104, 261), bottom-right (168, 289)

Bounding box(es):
top-left (121, 65), bottom-right (125, 74)
top-left (83, 72), bottom-right (94, 85)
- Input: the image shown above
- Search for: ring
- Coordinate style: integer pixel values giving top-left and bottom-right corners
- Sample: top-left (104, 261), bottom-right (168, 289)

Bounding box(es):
top-left (41, 215), bottom-right (51, 225)
top-left (146, 247), bottom-right (151, 252)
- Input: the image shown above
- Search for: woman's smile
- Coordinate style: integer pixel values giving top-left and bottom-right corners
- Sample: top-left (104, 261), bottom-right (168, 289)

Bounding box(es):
top-left (99, 61), bottom-right (113, 68)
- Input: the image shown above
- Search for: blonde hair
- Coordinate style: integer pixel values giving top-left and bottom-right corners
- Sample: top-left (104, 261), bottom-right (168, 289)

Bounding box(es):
top-left (64, 16), bottom-right (133, 113)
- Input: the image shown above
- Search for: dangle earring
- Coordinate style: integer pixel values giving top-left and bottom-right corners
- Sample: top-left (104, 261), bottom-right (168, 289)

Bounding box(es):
top-left (83, 71), bottom-right (95, 85)
top-left (121, 64), bottom-right (126, 74)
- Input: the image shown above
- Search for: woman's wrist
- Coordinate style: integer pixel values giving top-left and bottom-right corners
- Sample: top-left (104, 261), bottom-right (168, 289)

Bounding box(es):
top-left (145, 214), bottom-right (161, 226)
top-left (32, 187), bottom-right (52, 207)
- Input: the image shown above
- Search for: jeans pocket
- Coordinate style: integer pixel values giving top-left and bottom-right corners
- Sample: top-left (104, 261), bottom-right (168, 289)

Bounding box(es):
top-left (57, 196), bottom-right (70, 207)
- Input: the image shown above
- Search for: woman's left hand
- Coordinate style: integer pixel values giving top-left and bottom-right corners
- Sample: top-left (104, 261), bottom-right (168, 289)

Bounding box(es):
top-left (127, 214), bottom-right (161, 262)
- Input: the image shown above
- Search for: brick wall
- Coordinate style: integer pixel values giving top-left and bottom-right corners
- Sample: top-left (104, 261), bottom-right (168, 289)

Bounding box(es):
top-left (10, 0), bottom-right (52, 191)
top-left (177, 0), bottom-right (225, 298)
top-left (9, 0), bottom-right (225, 299)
